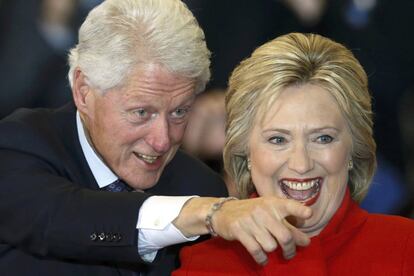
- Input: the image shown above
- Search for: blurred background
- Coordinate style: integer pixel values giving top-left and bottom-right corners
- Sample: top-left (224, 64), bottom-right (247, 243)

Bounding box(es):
top-left (1, 0), bottom-right (413, 217)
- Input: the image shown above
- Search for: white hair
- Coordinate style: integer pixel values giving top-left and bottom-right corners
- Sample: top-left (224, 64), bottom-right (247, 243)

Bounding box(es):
top-left (68, 0), bottom-right (210, 93)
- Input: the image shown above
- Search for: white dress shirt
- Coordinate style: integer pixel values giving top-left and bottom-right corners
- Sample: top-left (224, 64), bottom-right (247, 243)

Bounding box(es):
top-left (76, 112), bottom-right (198, 262)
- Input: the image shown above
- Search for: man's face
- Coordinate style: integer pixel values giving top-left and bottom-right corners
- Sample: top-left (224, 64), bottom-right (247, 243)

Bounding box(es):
top-left (81, 64), bottom-right (196, 190)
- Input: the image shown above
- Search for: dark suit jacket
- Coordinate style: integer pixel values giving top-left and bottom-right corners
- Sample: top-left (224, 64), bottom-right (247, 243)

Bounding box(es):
top-left (0, 102), bottom-right (227, 276)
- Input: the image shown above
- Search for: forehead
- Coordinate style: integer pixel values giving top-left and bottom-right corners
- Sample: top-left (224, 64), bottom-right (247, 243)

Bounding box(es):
top-left (124, 64), bottom-right (194, 92)
top-left (100, 64), bottom-right (195, 109)
top-left (259, 84), bottom-right (346, 127)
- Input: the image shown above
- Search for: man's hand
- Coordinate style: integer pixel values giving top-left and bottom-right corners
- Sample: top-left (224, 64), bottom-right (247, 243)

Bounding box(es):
top-left (211, 197), bottom-right (312, 264)
top-left (173, 196), bottom-right (312, 265)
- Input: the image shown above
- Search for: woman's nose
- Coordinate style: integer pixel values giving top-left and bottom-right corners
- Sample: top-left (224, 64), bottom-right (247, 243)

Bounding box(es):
top-left (288, 143), bottom-right (314, 174)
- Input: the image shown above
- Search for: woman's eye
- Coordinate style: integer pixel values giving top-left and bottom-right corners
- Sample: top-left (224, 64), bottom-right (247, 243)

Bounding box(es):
top-left (269, 136), bottom-right (286, 144)
top-left (316, 135), bottom-right (334, 144)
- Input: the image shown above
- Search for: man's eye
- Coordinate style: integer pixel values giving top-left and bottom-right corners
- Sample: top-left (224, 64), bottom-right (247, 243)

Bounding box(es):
top-left (129, 109), bottom-right (152, 122)
top-left (172, 107), bottom-right (190, 119)
top-left (316, 135), bottom-right (333, 144)
top-left (269, 136), bottom-right (286, 144)
top-left (134, 109), bottom-right (148, 117)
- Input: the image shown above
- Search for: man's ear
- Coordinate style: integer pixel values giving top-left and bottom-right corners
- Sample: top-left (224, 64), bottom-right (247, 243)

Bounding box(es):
top-left (72, 68), bottom-right (93, 115)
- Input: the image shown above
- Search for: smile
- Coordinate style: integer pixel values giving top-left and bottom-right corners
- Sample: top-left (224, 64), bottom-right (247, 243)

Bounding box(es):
top-left (279, 177), bottom-right (322, 206)
top-left (134, 153), bottom-right (160, 164)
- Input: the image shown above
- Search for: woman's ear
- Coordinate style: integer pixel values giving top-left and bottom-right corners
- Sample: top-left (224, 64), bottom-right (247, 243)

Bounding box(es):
top-left (72, 68), bottom-right (92, 115)
top-left (247, 157), bottom-right (252, 171)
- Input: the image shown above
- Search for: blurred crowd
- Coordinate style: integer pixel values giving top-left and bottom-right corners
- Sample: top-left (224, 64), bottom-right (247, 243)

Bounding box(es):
top-left (1, 0), bottom-right (413, 217)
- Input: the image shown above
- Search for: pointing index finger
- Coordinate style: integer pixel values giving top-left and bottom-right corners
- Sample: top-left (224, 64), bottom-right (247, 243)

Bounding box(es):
top-left (279, 199), bottom-right (312, 219)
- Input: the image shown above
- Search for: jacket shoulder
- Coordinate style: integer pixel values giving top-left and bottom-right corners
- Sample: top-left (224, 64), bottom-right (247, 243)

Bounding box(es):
top-left (365, 213), bottom-right (414, 234)
top-left (0, 104), bottom-right (89, 182)
top-left (362, 214), bottom-right (414, 275)
top-left (0, 104), bottom-right (76, 151)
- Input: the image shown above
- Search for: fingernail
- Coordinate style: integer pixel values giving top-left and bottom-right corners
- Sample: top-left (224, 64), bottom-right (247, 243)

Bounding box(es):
top-left (257, 253), bottom-right (268, 266)
top-left (259, 258), bottom-right (268, 266)
top-left (284, 252), bottom-right (296, 260)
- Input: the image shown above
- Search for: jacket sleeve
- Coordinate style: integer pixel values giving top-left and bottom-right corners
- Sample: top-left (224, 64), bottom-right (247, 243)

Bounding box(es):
top-left (0, 123), bottom-right (151, 264)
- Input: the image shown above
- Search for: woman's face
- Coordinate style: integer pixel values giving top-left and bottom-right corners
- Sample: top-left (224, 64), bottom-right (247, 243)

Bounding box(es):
top-left (248, 84), bottom-right (353, 236)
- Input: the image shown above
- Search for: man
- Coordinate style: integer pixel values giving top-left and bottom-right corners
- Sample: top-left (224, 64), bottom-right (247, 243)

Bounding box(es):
top-left (0, 0), bottom-right (312, 275)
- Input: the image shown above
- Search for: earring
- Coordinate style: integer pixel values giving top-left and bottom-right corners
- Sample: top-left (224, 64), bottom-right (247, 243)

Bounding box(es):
top-left (348, 160), bottom-right (353, 170)
top-left (247, 158), bottom-right (251, 171)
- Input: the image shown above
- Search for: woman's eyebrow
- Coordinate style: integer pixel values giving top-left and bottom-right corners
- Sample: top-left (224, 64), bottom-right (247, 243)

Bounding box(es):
top-left (310, 126), bottom-right (340, 132)
top-left (262, 128), bottom-right (291, 135)
top-left (261, 126), bottom-right (340, 134)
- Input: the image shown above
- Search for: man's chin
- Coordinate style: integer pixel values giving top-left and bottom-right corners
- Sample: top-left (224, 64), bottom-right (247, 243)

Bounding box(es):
top-left (127, 173), bottom-right (162, 191)
top-left (124, 147), bottom-right (178, 190)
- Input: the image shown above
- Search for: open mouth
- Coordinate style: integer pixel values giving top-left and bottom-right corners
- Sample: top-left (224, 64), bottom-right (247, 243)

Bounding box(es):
top-left (280, 177), bottom-right (322, 206)
top-left (134, 152), bottom-right (160, 164)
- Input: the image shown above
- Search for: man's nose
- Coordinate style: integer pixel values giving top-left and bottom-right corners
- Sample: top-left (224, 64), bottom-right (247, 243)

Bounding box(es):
top-left (146, 117), bottom-right (171, 153)
top-left (288, 143), bottom-right (313, 174)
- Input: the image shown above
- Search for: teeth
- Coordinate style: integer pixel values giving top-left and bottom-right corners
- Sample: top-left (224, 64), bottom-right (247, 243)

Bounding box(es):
top-left (282, 179), bottom-right (319, 190)
top-left (137, 153), bottom-right (159, 164)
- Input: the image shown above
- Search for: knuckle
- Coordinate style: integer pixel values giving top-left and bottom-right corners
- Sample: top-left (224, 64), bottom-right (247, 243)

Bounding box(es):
top-left (279, 233), bottom-right (294, 246)
top-left (285, 199), bottom-right (298, 211)
top-left (221, 219), bottom-right (241, 240)
top-left (255, 200), bottom-right (275, 216)
top-left (228, 221), bottom-right (241, 235)
top-left (252, 206), bottom-right (265, 218)
top-left (230, 220), bottom-right (252, 237)
top-left (263, 240), bottom-right (277, 252)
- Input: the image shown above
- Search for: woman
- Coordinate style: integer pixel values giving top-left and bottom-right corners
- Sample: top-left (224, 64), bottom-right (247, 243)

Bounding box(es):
top-left (173, 33), bottom-right (414, 275)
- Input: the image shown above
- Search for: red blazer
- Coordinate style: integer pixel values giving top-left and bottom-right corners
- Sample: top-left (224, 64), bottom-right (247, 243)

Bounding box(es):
top-left (174, 190), bottom-right (414, 275)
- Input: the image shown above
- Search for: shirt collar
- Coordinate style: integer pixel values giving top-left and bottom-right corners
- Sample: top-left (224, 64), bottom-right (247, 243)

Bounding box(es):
top-left (76, 111), bottom-right (118, 188)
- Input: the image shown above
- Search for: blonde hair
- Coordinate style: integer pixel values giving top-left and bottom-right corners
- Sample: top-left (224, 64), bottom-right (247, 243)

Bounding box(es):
top-left (224, 33), bottom-right (376, 202)
top-left (68, 0), bottom-right (210, 93)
